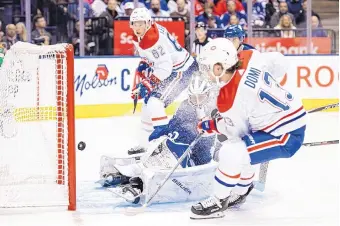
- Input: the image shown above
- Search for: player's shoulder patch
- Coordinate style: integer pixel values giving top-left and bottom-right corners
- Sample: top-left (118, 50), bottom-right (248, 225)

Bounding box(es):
top-left (217, 72), bottom-right (242, 113)
top-left (137, 24), bottom-right (160, 50)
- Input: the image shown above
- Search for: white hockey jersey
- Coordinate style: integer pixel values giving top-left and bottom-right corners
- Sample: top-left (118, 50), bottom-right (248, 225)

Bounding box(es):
top-left (215, 50), bottom-right (306, 138)
top-left (132, 23), bottom-right (194, 81)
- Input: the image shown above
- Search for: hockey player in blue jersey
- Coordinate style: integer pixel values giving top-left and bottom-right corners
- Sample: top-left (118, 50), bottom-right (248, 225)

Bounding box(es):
top-left (98, 72), bottom-right (224, 204)
top-left (224, 25), bottom-right (256, 52)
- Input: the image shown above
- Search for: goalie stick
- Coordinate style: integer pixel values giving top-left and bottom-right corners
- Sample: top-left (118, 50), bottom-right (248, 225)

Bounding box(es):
top-left (124, 134), bottom-right (203, 216)
top-left (254, 102), bottom-right (339, 192)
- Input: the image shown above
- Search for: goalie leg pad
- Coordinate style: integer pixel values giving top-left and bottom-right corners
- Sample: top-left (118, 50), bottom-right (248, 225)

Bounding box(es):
top-left (141, 161), bottom-right (218, 204)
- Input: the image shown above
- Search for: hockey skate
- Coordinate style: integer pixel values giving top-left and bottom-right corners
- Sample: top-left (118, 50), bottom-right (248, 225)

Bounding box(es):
top-left (190, 183), bottom-right (254, 220)
top-left (108, 177), bottom-right (143, 204)
top-left (228, 183), bottom-right (254, 208)
top-left (127, 146), bottom-right (146, 156)
top-left (190, 196), bottom-right (229, 219)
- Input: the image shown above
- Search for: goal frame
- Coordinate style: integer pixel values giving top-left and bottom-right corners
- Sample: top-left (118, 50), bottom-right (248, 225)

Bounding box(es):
top-left (34, 44), bottom-right (76, 210)
top-left (63, 45), bottom-right (76, 211)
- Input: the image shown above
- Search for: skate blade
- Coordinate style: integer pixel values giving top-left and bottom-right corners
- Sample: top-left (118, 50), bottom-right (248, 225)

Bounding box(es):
top-left (190, 211), bottom-right (225, 220)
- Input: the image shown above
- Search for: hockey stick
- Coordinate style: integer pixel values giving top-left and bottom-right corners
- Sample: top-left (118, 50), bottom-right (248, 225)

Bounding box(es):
top-left (254, 102), bottom-right (339, 192)
top-left (254, 139), bottom-right (339, 191)
top-left (124, 134), bottom-right (203, 215)
top-left (307, 102), bottom-right (339, 114)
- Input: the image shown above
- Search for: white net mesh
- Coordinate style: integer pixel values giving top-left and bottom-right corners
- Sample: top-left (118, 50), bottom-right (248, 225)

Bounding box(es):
top-left (0, 42), bottom-right (74, 208)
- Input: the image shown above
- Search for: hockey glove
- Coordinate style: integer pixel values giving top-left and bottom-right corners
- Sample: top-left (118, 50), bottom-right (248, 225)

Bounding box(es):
top-left (131, 79), bottom-right (154, 100)
top-left (136, 61), bottom-right (151, 79)
top-left (197, 119), bottom-right (219, 135)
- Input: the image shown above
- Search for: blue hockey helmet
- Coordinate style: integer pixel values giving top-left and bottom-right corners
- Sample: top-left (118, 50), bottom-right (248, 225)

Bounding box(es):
top-left (224, 25), bottom-right (245, 41)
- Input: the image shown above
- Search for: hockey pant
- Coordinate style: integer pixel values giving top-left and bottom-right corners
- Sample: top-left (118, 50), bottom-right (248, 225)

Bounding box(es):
top-left (212, 126), bottom-right (306, 199)
top-left (243, 125), bottom-right (306, 165)
top-left (139, 61), bottom-right (199, 147)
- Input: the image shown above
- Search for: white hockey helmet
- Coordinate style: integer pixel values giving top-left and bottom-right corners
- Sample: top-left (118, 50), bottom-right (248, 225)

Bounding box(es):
top-left (188, 71), bottom-right (213, 108)
top-left (198, 38), bottom-right (238, 85)
top-left (129, 7), bottom-right (152, 36)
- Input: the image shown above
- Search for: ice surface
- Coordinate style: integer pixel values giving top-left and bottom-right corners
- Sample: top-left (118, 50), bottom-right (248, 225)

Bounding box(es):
top-left (0, 112), bottom-right (338, 226)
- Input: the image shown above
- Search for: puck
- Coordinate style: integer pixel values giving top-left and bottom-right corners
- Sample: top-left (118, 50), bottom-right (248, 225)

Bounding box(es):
top-left (78, 141), bottom-right (86, 151)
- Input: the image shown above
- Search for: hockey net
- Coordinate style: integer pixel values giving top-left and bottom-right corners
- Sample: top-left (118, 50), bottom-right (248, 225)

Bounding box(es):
top-left (0, 42), bottom-right (76, 210)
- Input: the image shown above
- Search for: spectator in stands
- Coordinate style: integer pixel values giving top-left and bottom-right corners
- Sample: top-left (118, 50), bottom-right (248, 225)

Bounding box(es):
top-left (248, 0), bottom-right (266, 28)
top-left (100, 0), bottom-right (119, 28)
top-left (15, 23), bottom-right (27, 42)
top-left (229, 14), bottom-right (240, 26)
top-left (265, 0), bottom-right (277, 26)
top-left (71, 21), bottom-right (95, 55)
top-left (123, 2), bottom-right (135, 16)
top-left (168, 0), bottom-right (190, 14)
top-left (2, 24), bottom-right (17, 50)
top-left (120, 0), bottom-right (146, 15)
top-left (67, 0), bottom-right (94, 21)
top-left (92, 0), bottom-right (111, 16)
top-left (0, 20), bottom-right (4, 42)
top-left (310, 15), bottom-right (327, 37)
top-left (99, 0), bottom-right (118, 55)
top-left (31, 16), bottom-right (52, 45)
top-left (287, 0), bottom-right (302, 18)
top-left (295, 0), bottom-right (321, 28)
top-left (214, 0), bottom-right (245, 17)
top-left (194, 0), bottom-right (205, 16)
top-left (145, 0), bottom-right (170, 11)
top-left (270, 1), bottom-right (295, 28)
top-left (170, 0), bottom-right (191, 35)
top-left (196, 2), bottom-right (221, 26)
top-left (192, 22), bottom-right (211, 57)
top-left (149, 0), bottom-right (170, 17)
top-left (274, 14), bottom-right (296, 38)
top-left (207, 13), bottom-right (220, 29)
top-left (301, 15), bottom-right (327, 37)
top-left (220, 0), bottom-right (247, 28)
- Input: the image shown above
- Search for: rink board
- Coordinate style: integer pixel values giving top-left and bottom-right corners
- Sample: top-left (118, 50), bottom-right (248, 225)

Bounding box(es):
top-left (8, 55), bottom-right (339, 121)
top-left (72, 55), bottom-right (339, 119)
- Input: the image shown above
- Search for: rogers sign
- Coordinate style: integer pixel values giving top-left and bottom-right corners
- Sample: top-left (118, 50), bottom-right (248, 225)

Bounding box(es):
top-left (113, 20), bottom-right (185, 55)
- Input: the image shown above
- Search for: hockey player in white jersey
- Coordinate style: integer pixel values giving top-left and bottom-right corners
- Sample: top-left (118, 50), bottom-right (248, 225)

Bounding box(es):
top-left (99, 72), bottom-right (218, 204)
top-left (129, 7), bottom-right (198, 153)
top-left (190, 38), bottom-right (306, 219)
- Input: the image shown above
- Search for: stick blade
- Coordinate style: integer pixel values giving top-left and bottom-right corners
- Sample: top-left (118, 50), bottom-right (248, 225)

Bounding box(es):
top-left (253, 181), bottom-right (266, 192)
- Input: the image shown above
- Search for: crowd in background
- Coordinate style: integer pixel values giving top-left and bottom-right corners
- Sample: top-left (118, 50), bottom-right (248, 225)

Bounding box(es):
top-left (0, 0), bottom-right (331, 56)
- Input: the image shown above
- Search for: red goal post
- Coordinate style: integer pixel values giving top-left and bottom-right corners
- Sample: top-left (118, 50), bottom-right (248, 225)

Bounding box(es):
top-left (0, 42), bottom-right (76, 210)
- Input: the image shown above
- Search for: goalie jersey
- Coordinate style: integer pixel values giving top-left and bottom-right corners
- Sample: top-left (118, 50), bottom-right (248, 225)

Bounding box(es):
top-left (215, 50), bottom-right (306, 138)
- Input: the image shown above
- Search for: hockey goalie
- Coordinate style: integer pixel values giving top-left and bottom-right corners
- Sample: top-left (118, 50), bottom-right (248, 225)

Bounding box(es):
top-left (98, 72), bottom-right (221, 205)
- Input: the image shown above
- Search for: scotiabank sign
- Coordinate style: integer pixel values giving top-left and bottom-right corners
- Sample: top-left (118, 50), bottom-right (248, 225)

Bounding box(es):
top-left (113, 21), bottom-right (185, 55)
top-left (245, 37), bottom-right (332, 54)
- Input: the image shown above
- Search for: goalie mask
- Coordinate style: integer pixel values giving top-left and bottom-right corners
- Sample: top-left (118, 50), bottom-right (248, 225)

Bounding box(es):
top-left (188, 71), bottom-right (213, 108)
top-left (198, 38), bottom-right (238, 86)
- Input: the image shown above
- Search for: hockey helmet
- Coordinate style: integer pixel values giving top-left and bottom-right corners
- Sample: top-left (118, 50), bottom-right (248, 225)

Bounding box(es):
top-left (224, 25), bottom-right (245, 42)
top-left (198, 38), bottom-right (238, 85)
top-left (129, 7), bottom-right (152, 36)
